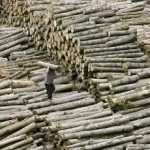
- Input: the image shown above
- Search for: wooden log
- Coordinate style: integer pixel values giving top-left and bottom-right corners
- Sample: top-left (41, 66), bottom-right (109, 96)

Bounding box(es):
top-left (53, 7), bottom-right (84, 19)
top-left (0, 44), bottom-right (22, 57)
top-left (6, 122), bottom-right (36, 139)
top-left (0, 116), bottom-right (36, 137)
top-left (128, 98), bottom-right (150, 108)
top-left (51, 109), bottom-right (110, 125)
top-left (49, 111), bottom-right (117, 131)
top-left (89, 67), bottom-right (124, 73)
top-left (136, 134), bottom-right (150, 144)
top-left (59, 124), bottom-right (134, 141)
top-left (61, 16), bottom-right (89, 29)
top-left (134, 126), bottom-right (150, 135)
top-left (109, 75), bottom-right (139, 88)
top-left (46, 102), bottom-right (103, 117)
top-left (83, 5), bottom-right (111, 14)
top-left (122, 62), bottom-right (150, 69)
top-left (84, 44), bottom-right (139, 54)
top-left (88, 78), bottom-right (108, 84)
top-left (0, 37), bottom-right (28, 52)
top-left (50, 91), bottom-right (90, 105)
top-left (73, 135), bottom-right (142, 150)
top-left (37, 61), bottom-right (61, 71)
top-left (0, 99), bottom-right (25, 106)
top-left (85, 49), bottom-right (141, 57)
top-left (0, 88), bottom-right (12, 95)
top-left (110, 79), bottom-right (150, 94)
top-left (58, 116), bottom-right (130, 135)
top-left (0, 32), bottom-right (25, 45)
top-left (105, 34), bottom-right (136, 47)
top-left (120, 107), bottom-right (150, 120)
top-left (2, 137), bottom-right (33, 150)
top-left (54, 76), bottom-right (70, 84)
top-left (73, 32), bottom-right (108, 42)
top-left (0, 119), bottom-right (18, 129)
top-left (108, 29), bottom-right (137, 36)
top-left (66, 135), bottom-right (124, 148)
top-left (34, 97), bottom-right (96, 115)
top-left (55, 83), bottom-right (73, 92)
top-left (79, 37), bottom-right (116, 46)
top-left (86, 52), bottom-right (144, 59)
top-left (13, 86), bottom-right (37, 94)
top-left (0, 29), bottom-right (23, 40)
top-left (109, 88), bottom-right (150, 107)
top-left (0, 80), bottom-right (12, 89)
top-left (70, 23), bottom-right (106, 33)
top-left (12, 80), bottom-right (35, 88)
top-left (126, 144), bottom-right (150, 150)
top-left (85, 55), bottom-right (148, 64)
top-left (131, 116), bottom-right (150, 129)
top-left (49, 115), bottom-right (122, 133)
top-left (96, 72), bottom-right (125, 79)
top-left (128, 67), bottom-right (150, 75)
top-left (45, 110), bottom-right (102, 124)
top-left (0, 134), bottom-right (27, 148)
top-left (0, 93), bottom-right (19, 102)
top-left (94, 16), bottom-right (121, 23)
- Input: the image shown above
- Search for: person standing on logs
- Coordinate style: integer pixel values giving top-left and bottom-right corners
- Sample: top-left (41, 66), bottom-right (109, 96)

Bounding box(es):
top-left (45, 66), bottom-right (56, 100)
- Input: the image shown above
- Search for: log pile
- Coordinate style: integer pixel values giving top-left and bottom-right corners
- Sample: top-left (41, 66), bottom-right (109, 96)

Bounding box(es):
top-left (110, 0), bottom-right (150, 58)
top-left (0, 26), bottom-right (82, 149)
top-left (1, 0), bottom-right (149, 91)
top-left (1, 0), bottom-right (51, 51)
top-left (1, 0), bottom-right (150, 149)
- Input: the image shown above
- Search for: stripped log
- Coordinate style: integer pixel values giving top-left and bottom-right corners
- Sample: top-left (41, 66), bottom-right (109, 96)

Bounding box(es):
top-left (37, 61), bottom-right (61, 71)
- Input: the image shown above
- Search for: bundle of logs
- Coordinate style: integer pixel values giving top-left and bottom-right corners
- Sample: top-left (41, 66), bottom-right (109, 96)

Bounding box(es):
top-left (0, 26), bottom-right (83, 149)
top-left (1, 0), bottom-right (52, 51)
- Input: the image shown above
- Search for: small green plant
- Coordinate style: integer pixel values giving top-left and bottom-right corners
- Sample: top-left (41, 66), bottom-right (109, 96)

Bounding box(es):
top-left (118, 99), bottom-right (132, 110)
top-left (123, 63), bottom-right (128, 74)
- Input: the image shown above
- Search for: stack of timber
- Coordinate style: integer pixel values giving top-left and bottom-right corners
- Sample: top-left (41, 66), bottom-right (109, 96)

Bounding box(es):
top-left (43, 0), bottom-right (150, 97)
top-left (1, 0), bottom-right (149, 86)
top-left (111, 0), bottom-right (150, 58)
top-left (1, 1), bottom-right (150, 149)
top-left (0, 26), bottom-right (84, 149)
top-left (1, 0), bottom-right (51, 51)
top-left (1, 0), bottom-right (150, 105)
top-left (24, 0), bottom-right (51, 51)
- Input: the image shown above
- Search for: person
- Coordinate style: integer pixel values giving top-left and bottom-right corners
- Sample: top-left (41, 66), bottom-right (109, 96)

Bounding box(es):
top-left (45, 66), bottom-right (56, 99)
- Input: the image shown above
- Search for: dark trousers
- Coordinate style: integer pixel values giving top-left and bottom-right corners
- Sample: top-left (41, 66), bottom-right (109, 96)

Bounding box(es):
top-left (45, 83), bottom-right (55, 99)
